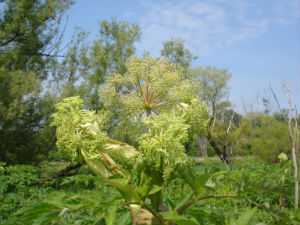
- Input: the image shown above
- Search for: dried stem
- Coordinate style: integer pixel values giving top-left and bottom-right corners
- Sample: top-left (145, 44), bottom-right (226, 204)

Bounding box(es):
top-left (283, 84), bottom-right (299, 209)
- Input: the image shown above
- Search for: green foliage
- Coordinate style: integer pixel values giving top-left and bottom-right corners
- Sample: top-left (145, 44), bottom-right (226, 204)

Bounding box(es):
top-left (0, 69), bottom-right (41, 163)
top-left (226, 208), bottom-right (257, 225)
top-left (161, 37), bottom-right (197, 70)
top-left (81, 18), bottom-right (141, 109)
top-left (189, 66), bottom-right (232, 115)
top-left (187, 65), bottom-right (233, 161)
top-left (160, 211), bottom-right (200, 225)
top-left (0, 164), bottom-right (40, 222)
top-left (210, 115), bottom-right (251, 156)
top-left (0, 164), bottom-right (39, 194)
top-left (0, 158), bottom-right (298, 225)
top-left (252, 116), bottom-right (290, 162)
top-left (48, 29), bottom-right (90, 99)
top-left (0, 0), bottom-right (72, 72)
top-left (0, 0), bottom-right (72, 164)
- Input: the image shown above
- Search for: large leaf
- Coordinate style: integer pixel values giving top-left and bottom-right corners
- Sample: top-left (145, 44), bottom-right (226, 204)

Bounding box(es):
top-left (105, 200), bottom-right (122, 225)
top-left (227, 208), bottom-right (257, 225)
top-left (107, 178), bottom-right (141, 202)
top-left (178, 166), bottom-right (213, 194)
top-left (82, 149), bottom-right (141, 203)
top-left (81, 149), bottom-right (110, 178)
top-left (15, 203), bottom-right (61, 225)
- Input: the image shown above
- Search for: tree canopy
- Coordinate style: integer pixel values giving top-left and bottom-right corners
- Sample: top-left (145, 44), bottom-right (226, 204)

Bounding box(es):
top-left (0, 0), bottom-right (72, 164)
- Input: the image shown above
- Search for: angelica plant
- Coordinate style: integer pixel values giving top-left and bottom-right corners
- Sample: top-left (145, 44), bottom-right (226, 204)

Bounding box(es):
top-left (51, 57), bottom-right (267, 225)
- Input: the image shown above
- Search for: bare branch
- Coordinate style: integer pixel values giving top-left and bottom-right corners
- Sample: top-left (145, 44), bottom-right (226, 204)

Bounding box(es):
top-left (269, 82), bottom-right (281, 110)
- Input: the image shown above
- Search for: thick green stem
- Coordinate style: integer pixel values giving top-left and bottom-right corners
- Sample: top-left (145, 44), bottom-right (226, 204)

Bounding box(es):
top-left (123, 201), bottom-right (165, 225)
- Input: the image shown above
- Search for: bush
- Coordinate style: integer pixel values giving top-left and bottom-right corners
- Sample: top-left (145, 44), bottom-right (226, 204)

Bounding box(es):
top-left (252, 118), bottom-right (290, 162)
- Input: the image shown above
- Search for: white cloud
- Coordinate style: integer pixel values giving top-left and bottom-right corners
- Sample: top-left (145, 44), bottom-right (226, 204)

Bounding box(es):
top-left (127, 0), bottom-right (299, 56)
top-left (272, 0), bottom-right (300, 25)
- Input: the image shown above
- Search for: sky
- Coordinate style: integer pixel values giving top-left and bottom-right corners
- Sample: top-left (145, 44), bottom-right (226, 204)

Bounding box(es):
top-left (62, 0), bottom-right (299, 114)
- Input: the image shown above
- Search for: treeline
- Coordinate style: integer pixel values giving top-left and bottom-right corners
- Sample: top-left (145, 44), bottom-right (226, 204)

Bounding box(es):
top-left (0, 0), bottom-right (296, 165)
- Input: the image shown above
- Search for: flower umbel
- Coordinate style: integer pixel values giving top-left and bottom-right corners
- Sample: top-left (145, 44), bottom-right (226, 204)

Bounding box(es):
top-left (278, 153), bottom-right (288, 162)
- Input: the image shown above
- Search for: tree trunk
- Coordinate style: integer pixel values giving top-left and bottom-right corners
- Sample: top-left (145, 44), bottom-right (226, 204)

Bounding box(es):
top-left (207, 132), bottom-right (229, 164)
top-left (196, 134), bottom-right (207, 157)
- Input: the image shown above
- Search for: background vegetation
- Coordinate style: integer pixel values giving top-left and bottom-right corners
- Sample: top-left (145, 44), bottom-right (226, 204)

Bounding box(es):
top-left (0, 1), bottom-right (299, 224)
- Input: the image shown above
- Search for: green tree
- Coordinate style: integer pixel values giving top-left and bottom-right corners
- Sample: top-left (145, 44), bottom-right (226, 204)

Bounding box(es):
top-left (81, 18), bottom-right (141, 109)
top-left (161, 37), bottom-right (197, 71)
top-left (209, 111), bottom-right (251, 162)
top-left (0, 0), bottom-right (72, 164)
top-left (0, 0), bottom-right (71, 73)
top-left (252, 115), bottom-right (291, 162)
top-left (189, 66), bottom-right (232, 163)
top-left (48, 29), bottom-right (90, 99)
top-left (190, 66), bottom-right (231, 117)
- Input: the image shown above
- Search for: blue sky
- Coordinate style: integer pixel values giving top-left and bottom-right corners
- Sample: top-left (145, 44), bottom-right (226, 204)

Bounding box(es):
top-left (63, 0), bottom-right (299, 113)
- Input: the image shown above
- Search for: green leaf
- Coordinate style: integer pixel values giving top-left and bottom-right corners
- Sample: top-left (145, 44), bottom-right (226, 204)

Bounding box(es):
top-left (165, 195), bottom-right (176, 211)
top-left (179, 168), bottom-right (211, 194)
top-left (211, 171), bottom-right (227, 180)
top-left (107, 178), bottom-right (141, 202)
top-left (175, 192), bottom-right (193, 211)
top-left (148, 185), bottom-right (163, 195)
top-left (116, 211), bottom-right (131, 225)
top-left (227, 208), bottom-right (257, 225)
top-left (16, 203), bottom-right (61, 225)
top-left (136, 186), bottom-right (149, 198)
top-left (160, 211), bottom-right (200, 225)
top-left (34, 212), bottom-right (61, 225)
top-left (81, 149), bottom-right (110, 178)
top-left (105, 200), bottom-right (122, 225)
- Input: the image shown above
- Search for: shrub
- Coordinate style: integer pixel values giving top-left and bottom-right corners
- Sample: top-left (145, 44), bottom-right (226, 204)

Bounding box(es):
top-left (252, 118), bottom-right (290, 162)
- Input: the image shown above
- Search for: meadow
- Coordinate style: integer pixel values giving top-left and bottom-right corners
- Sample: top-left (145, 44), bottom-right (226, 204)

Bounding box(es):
top-left (1, 157), bottom-right (299, 225)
